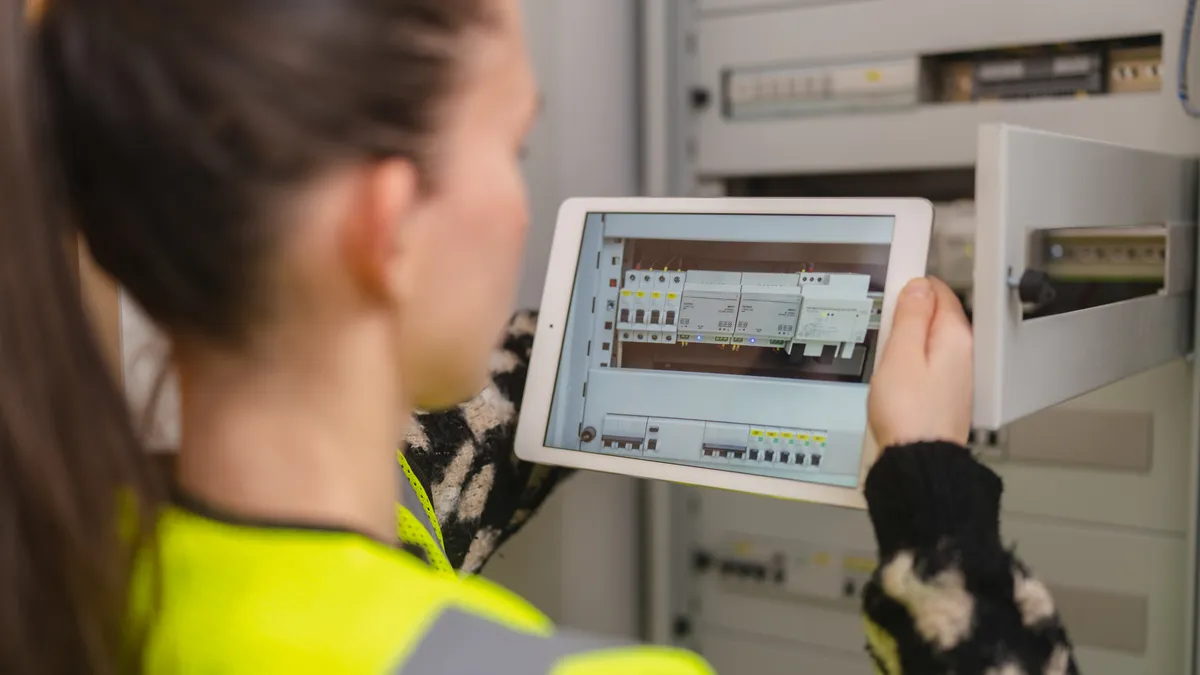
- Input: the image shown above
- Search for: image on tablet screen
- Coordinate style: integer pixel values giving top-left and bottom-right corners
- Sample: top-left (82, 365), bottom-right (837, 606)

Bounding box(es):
top-left (544, 212), bottom-right (895, 489)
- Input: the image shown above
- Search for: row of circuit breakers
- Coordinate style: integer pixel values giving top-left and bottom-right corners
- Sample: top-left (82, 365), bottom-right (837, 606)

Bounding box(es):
top-left (599, 414), bottom-right (831, 470)
top-left (615, 270), bottom-right (879, 358)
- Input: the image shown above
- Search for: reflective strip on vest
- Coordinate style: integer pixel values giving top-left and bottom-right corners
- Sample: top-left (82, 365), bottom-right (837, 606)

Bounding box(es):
top-left (394, 608), bottom-right (627, 674)
top-left (397, 451), bottom-right (445, 550)
top-left (398, 468), bottom-right (441, 549)
top-left (396, 452), bottom-right (453, 573)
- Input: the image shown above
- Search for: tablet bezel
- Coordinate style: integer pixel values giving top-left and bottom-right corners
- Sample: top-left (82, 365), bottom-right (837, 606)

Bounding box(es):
top-left (514, 197), bottom-right (933, 509)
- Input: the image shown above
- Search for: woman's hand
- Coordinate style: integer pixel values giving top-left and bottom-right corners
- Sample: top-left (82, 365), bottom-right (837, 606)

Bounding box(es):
top-left (868, 277), bottom-right (973, 449)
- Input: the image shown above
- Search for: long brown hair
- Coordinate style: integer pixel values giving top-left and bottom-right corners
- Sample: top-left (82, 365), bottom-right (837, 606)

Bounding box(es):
top-left (0, 0), bottom-right (489, 672)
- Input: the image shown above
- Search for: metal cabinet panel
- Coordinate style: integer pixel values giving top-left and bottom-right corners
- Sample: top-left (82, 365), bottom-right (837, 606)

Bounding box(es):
top-left (973, 124), bottom-right (1197, 429)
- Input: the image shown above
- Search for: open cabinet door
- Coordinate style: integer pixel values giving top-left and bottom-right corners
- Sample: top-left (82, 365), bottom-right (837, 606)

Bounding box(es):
top-left (974, 125), bottom-right (1198, 430)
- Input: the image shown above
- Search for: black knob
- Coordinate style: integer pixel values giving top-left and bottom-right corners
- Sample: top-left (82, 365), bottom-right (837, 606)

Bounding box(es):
top-left (672, 616), bottom-right (693, 639)
top-left (692, 549), bottom-right (714, 572)
top-left (689, 87), bottom-right (712, 110)
top-left (580, 427), bottom-right (597, 443)
top-left (1015, 268), bottom-right (1056, 306)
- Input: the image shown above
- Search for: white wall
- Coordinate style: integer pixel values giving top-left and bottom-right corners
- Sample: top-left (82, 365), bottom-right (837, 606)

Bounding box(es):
top-left (513, 0), bottom-right (641, 309)
top-left (484, 0), bottom-right (644, 639)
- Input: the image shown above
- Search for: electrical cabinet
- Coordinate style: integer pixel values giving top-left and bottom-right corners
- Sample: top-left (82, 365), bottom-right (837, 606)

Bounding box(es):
top-left (642, 1), bottom-right (1200, 673)
top-left (686, 0), bottom-right (1200, 175)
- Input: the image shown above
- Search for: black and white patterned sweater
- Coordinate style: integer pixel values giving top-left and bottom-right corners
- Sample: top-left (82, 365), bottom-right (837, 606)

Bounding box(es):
top-left (402, 310), bottom-right (572, 573)
top-left (403, 311), bottom-right (1080, 675)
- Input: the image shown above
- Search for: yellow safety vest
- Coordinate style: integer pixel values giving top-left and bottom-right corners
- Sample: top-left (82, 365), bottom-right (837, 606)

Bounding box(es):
top-left (129, 453), bottom-right (713, 674)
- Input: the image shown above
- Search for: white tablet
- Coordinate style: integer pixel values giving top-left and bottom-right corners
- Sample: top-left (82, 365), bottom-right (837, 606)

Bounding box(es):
top-left (515, 197), bottom-right (933, 509)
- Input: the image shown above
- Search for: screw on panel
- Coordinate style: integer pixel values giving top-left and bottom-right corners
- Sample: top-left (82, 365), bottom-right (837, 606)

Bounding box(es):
top-left (672, 616), bottom-right (693, 639)
top-left (969, 427), bottom-right (1007, 460)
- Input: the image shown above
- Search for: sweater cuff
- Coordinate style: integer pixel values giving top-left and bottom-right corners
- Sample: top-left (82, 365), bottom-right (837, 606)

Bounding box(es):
top-left (864, 442), bottom-right (1004, 560)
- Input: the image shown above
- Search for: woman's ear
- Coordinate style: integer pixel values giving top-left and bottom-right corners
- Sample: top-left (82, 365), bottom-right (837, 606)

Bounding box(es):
top-left (342, 159), bottom-right (420, 306)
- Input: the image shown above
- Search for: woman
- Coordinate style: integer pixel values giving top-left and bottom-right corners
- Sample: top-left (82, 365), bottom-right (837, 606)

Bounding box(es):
top-left (0, 0), bottom-right (1073, 673)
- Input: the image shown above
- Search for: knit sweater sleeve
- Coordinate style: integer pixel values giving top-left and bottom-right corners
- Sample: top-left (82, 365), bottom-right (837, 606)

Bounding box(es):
top-left (401, 310), bottom-right (574, 573)
top-left (862, 442), bottom-right (1079, 675)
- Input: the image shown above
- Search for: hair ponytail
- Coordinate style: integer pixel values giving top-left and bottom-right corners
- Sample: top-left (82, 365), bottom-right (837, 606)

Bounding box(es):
top-left (0, 1), bottom-right (162, 672)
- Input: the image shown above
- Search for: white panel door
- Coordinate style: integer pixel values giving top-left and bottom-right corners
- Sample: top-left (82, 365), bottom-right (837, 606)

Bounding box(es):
top-left (973, 124), bottom-right (1197, 429)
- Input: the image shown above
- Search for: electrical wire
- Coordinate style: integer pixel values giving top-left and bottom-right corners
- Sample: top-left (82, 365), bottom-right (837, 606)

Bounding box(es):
top-left (1179, 0), bottom-right (1200, 116)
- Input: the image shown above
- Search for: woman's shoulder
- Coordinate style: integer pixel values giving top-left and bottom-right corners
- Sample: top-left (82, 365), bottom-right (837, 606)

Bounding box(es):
top-left (135, 504), bottom-right (551, 673)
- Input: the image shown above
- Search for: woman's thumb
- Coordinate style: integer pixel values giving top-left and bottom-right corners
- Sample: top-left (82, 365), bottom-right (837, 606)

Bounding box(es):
top-left (884, 278), bottom-right (935, 361)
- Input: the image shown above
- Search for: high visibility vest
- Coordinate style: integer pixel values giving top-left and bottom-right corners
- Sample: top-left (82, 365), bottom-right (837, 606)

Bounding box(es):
top-left (129, 454), bottom-right (713, 674)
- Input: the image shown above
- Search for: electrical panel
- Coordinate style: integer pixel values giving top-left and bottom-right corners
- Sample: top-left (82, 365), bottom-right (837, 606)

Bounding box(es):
top-left (937, 51), bottom-right (1106, 103)
top-left (682, 1), bottom-right (1199, 175)
top-left (545, 211), bottom-right (896, 491)
top-left (724, 57), bottom-right (920, 120)
top-left (700, 534), bottom-right (876, 609)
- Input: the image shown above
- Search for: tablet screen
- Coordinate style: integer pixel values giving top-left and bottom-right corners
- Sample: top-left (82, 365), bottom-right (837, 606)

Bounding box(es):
top-left (544, 212), bottom-right (895, 489)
